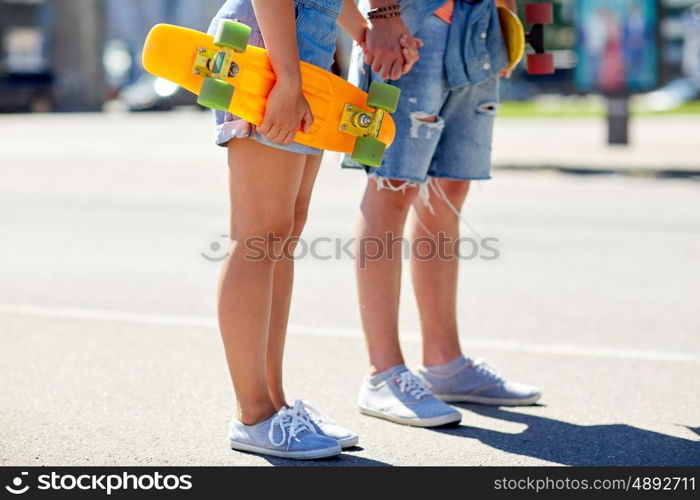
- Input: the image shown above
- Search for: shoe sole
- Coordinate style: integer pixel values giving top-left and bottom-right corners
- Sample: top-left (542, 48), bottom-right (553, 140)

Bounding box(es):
top-left (358, 406), bottom-right (462, 428)
top-left (338, 436), bottom-right (360, 449)
top-left (435, 393), bottom-right (541, 406)
top-left (230, 440), bottom-right (341, 460)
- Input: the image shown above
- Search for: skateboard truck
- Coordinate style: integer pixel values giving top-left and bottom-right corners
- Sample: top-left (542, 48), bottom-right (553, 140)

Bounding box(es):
top-left (193, 46), bottom-right (239, 79)
top-left (524, 3), bottom-right (555, 75)
top-left (498, 2), bottom-right (555, 75)
top-left (339, 104), bottom-right (385, 141)
top-left (339, 81), bottom-right (401, 167)
top-left (194, 21), bottom-right (252, 112)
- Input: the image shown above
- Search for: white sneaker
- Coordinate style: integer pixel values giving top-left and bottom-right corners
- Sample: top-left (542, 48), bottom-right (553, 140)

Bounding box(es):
top-left (229, 400), bottom-right (341, 460)
top-left (358, 365), bottom-right (462, 427)
top-left (300, 401), bottom-right (359, 449)
top-left (417, 356), bottom-right (542, 406)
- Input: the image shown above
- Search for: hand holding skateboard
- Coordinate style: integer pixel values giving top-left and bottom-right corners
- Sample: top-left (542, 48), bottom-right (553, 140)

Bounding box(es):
top-left (142, 21), bottom-right (399, 167)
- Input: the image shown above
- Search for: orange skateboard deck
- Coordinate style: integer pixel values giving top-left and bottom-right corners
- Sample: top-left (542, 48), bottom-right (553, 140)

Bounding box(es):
top-left (142, 23), bottom-right (396, 161)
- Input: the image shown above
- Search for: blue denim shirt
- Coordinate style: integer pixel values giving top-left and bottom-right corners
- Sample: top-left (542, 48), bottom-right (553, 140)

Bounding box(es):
top-left (359, 0), bottom-right (509, 88)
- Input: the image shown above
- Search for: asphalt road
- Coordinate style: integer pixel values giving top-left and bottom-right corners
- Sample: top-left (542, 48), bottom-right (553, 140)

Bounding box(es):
top-left (1, 112), bottom-right (698, 466)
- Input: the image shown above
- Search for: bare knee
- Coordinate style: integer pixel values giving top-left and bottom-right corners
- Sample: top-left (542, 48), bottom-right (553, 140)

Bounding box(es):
top-left (430, 179), bottom-right (470, 210)
top-left (234, 217), bottom-right (295, 262)
top-left (362, 177), bottom-right (418, 220)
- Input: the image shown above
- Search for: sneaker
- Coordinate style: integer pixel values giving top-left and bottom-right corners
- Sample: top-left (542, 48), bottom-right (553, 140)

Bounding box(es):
top-left (358, 365), bottom-right (462, 427)
top-left (417, 356), bottom-right (541, 406)
top-left (300, 401), bottom-right (359, 449)
top-left (229, 400), bottom-right (341, 460)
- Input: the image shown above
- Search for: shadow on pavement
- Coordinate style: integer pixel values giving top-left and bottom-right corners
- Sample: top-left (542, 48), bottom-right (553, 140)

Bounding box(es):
top-left (260, 447), bottom-right (391, 467)
top-left (431, 405), bottom-right (699, 466)
top-left (683, 426), bottom-right (700, 439)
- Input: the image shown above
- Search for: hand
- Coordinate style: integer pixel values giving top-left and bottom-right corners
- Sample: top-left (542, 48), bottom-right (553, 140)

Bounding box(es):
top-left (356, 26), bottom-right (367, 51)
top-left (499, 66), bottom-right (514, 79)
top-left (361, 32), bottom-right (422, 79)
top-left (363, 16), bottom-right (415, 80)
top-left (399, 33), bottom-right (423, 76)
top-left (258, 78), bottom-right (313, 145)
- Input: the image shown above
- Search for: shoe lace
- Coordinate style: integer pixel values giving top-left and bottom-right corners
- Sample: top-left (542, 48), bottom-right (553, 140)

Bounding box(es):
top-left (396, 371), bottom-right (432, 400)
top-left (268, 401), bottom-right (312, 449)
top-left (300, 400), bottom-right (335, 426)
top-left (471, 358), bottom-right (503, 383)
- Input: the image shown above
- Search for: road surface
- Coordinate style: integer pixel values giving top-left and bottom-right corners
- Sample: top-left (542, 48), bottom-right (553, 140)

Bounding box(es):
top-left (1, 112), bottom-right (698, 466)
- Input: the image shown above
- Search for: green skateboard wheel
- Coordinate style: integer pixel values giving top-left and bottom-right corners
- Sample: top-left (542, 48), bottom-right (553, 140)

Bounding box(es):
top-left (198, 78), bottom-right (234, 111)
top-left (214, 20), bottom-right (252, 52)
top-left (351, 136), bottom-right (386, 168)
top-left (366, 82), bottom-right (401, 113)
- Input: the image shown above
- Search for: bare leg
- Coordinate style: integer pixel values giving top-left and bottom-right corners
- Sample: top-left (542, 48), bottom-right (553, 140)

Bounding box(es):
top-left (356, 178), bottom-right (419, 374)
top-left (408, 178), bottom-right (471, 366)
top-left (266, 153), bottom-right (323, 409)
top-left (218, 138), bottom-right (307, 425)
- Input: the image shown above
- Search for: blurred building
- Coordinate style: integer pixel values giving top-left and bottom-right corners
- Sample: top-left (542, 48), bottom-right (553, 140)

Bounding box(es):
top-left (0, 0), bottom-right (220, 111)
top-left (1, 0), bottom-right (699, 111)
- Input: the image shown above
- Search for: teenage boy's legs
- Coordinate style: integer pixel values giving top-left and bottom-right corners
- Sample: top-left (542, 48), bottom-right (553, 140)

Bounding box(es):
top-left (409, 78), bottom-right (542, 406)
top-left (408, 178), bottom-right (470, 366)
top-left (355, 16), bottom-right (461, 427)
top-left (406, 77), bottom-right (493, 367)
top-left (357, 180), bottom-right (419, 373)
top-left (356, 14), bottom-right (540, 414)
top-left (356, 15), bottom-right (449, 374)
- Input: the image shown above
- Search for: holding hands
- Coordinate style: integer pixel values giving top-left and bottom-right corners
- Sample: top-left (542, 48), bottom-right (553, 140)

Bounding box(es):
top-left (339, 0), bottom-right (423, 81)
top-left (360, 17), bottom-right (423, 81)
top-left (258, 0), bottom-right (421, 145)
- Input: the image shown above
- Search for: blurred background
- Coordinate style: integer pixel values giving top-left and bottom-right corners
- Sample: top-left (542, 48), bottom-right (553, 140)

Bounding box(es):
top-left (1, 0), bottom-right (698, 467)
top-left (1, 0), bottom-right (699, 115)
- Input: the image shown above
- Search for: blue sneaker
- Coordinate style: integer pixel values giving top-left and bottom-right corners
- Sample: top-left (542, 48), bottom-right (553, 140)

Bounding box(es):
top-left (229, 400), bottom-right (341, 460)
top-left (358, 365), bottom-right (462, 427)
top-left (417, 356), bottom-right (541, 406)
top-left (300, 401), bottom-right (359, 449)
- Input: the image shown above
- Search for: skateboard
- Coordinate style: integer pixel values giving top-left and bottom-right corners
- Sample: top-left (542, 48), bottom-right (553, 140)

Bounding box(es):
top-left (142, 21), bottom-right (398, 167)
top-left (498, 2), bottom-right (555, 75)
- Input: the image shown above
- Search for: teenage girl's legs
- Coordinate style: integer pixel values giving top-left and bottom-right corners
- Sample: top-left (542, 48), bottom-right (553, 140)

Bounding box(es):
top-left (217, 138), bottom-right (312, 425)
top-left (266, 153), bottom-right (322, 409)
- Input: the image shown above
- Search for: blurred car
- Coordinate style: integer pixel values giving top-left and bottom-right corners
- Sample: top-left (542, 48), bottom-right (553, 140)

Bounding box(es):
top-left (0, 71), bottom-right (53, 112)
top-left (0, 20), bottom-right (53, 112)
top-left (118, 74), bottom-right (201, 111)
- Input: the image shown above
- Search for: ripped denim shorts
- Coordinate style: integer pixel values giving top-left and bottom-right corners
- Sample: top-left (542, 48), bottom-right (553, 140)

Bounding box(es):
top-left (207, 0), bottom-right (340, 155)
top-left (347, 14), bottom-right (500, 182)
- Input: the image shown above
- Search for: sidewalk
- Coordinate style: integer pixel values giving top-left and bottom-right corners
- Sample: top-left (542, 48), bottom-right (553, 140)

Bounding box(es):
top-left (493, 116), bottom-right (700, 175)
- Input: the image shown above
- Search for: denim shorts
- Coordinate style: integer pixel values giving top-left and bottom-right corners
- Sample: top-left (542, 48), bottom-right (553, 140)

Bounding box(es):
top-left (347, 14), bottom-right (501, 182)
top-left (207, 0), bottom-right (341, 154)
